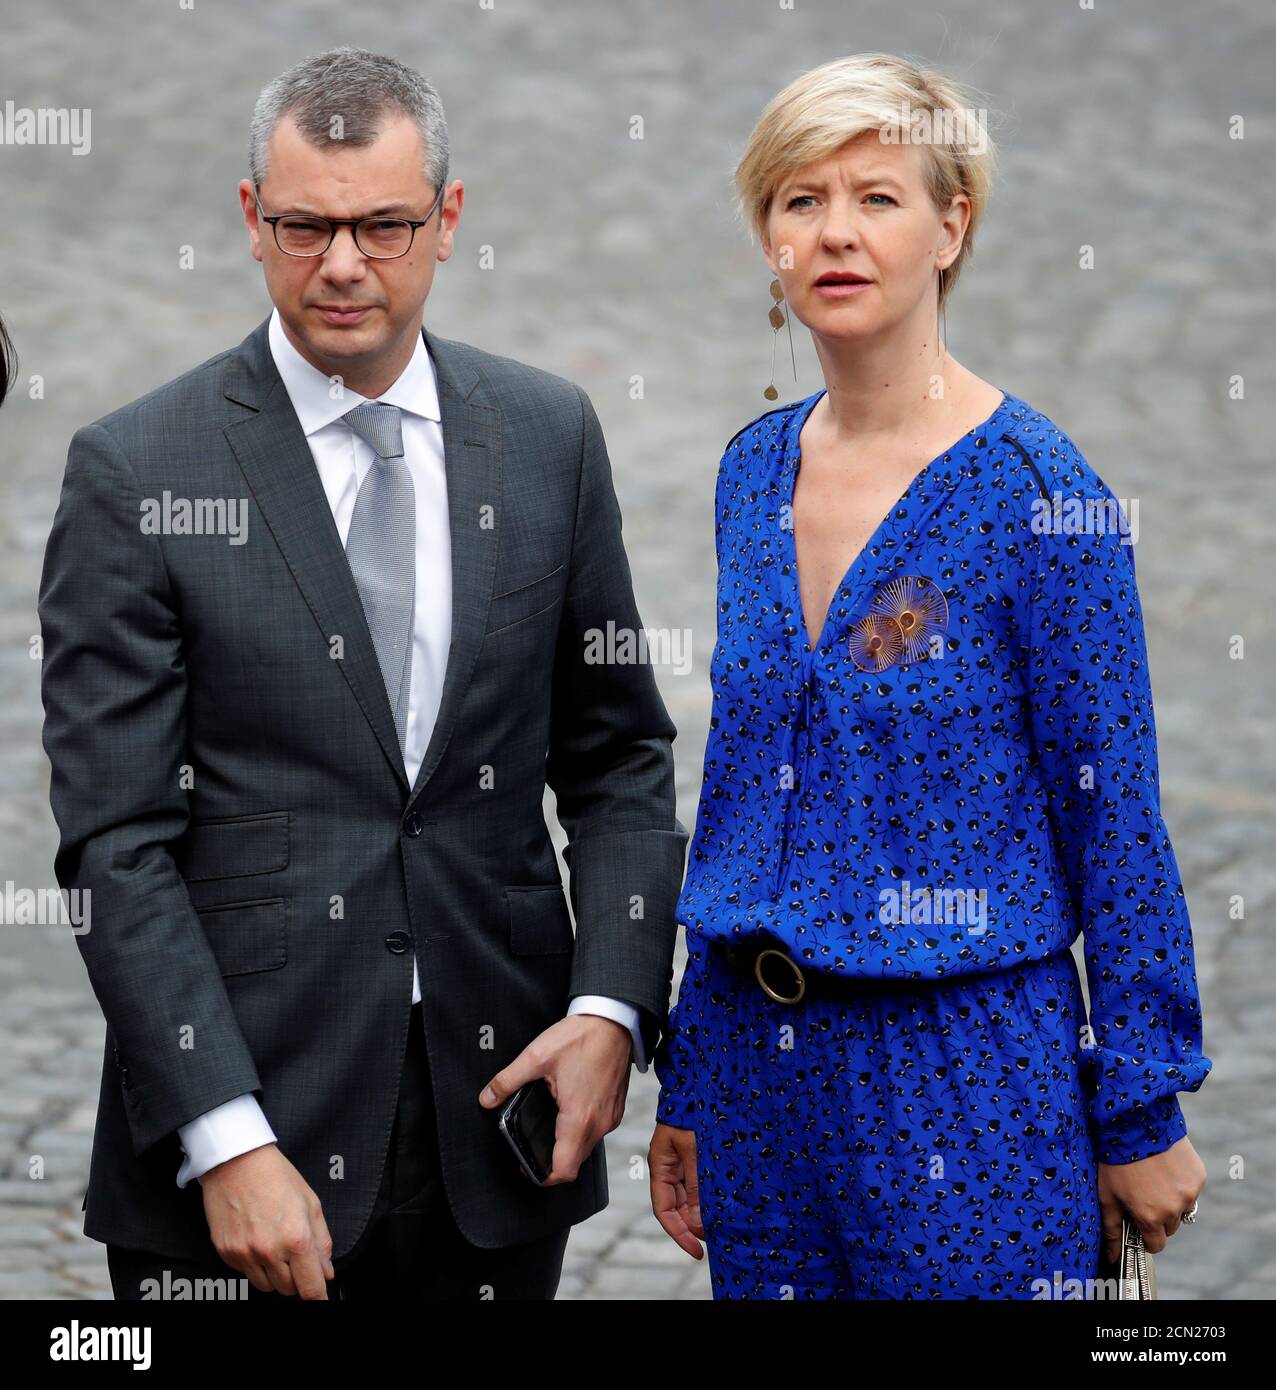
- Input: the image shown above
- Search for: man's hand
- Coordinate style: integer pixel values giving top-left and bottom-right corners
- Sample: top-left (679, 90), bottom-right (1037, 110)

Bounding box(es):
top-left (1098, 1135), bottom-right (1206, 1265)
top-left (199, 1143), bottom-right (336, 1299)
top-left (478, 1015), bottom-right (632, 1183)
top-left (648, 1121), bottom-right (704, 1258)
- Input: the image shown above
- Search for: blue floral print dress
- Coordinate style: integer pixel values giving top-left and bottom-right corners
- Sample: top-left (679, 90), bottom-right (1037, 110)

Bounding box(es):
top-left (653, 388), bottom-right (1212, 1299)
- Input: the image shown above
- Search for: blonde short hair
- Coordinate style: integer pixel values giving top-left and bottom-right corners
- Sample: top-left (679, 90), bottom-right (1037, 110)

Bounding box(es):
top-left (735, 53), bottom-right (998, 311)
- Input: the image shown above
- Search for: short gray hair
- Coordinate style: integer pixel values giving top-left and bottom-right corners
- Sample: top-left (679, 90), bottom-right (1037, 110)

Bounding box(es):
top-left (248, 46), bottom-right (449, 196)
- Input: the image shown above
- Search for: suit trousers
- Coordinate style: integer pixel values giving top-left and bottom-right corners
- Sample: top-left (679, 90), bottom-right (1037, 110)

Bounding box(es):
top-left (106, 1001), bottom-right (571, 1300)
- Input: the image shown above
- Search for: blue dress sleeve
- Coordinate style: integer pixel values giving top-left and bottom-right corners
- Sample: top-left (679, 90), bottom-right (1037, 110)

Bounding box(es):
top-left (653, 939), bottom-right (707, 1129)
top-left (1025, 453), bottom-right (1212, 1164)
top-left (653, 1017), bottom-right (698, 1129)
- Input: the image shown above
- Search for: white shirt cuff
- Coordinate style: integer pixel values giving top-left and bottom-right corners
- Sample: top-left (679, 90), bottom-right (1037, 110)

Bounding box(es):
top-left (176, 1092), bottom-right (277, 1189)
top-left (567, 995), bottom-right (649, 1071)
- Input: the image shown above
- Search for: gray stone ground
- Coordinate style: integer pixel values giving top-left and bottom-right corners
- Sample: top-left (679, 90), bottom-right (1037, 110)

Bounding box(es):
top-left (0, 0), bottom-right (1271, 1300)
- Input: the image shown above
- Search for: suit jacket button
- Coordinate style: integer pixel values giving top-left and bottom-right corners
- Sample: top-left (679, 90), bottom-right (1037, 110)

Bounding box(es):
top-left (384, 932), bottom-right (411, 954)
top-left (403, 812), bottom-right (423, 838)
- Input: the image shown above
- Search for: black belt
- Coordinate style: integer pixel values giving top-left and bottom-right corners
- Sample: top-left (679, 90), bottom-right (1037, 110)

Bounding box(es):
top-left (716, 938), bottom-right (912, 1005)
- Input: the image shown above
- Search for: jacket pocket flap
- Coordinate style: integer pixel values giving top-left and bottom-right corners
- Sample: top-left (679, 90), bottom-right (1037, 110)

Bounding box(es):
top-left (485, 564), bottom-right (565, 635)
top-left (506, 884), bottom-right (575, 955)
top-left (178, 811), bottom-right (290, 882)
top-left (194, 898), bottom-right (287, 977)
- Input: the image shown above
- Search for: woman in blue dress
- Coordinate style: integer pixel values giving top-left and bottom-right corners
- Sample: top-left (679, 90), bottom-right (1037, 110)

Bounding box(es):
top-left (648, 53), bottom-right (1210, 1299)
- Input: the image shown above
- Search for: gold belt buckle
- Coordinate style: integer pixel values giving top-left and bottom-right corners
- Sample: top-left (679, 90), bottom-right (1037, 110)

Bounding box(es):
top-left (754, 947), bottom-right (806, 1004)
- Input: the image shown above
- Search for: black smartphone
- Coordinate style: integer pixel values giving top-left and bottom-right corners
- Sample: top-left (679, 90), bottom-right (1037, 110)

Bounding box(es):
top-left (497, 1079), bottom-right (558, 1184)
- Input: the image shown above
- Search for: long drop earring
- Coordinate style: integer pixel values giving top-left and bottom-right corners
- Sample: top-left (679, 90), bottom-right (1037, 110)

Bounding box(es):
top-left (763, 277), bottom-right (798, 400)
top-left (936, 266), bottom-right (948, 369)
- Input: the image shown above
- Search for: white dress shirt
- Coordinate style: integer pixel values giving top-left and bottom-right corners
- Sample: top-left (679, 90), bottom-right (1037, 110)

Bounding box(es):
top-left (174, 308), bottom-right (647, 1189)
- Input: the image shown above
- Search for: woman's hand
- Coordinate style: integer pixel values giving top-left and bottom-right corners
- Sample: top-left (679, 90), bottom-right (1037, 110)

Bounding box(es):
top-left (1097, 1135), bottom-right (1206, 1264)
top-left (649, 1121), bottom-right (705, 1258)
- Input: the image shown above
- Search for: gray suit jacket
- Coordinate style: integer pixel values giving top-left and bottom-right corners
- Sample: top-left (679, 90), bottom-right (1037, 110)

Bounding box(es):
top-left (37, 314), bottom-right (689, 1262)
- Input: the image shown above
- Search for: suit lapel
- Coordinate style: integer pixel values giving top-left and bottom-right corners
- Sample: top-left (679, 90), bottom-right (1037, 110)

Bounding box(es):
top-left (221, 317), bottom-right (502, 806)
top-left (410, 325), bottom-right (501, 804)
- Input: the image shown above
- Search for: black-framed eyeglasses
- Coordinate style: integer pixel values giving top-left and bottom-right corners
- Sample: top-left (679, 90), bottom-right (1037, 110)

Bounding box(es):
top-left (253, 182), bottom-right (445, 259)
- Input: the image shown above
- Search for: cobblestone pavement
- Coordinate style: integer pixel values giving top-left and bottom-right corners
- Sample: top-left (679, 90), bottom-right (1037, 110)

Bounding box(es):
top-left (1, 0), bottom-right (1271, 1299)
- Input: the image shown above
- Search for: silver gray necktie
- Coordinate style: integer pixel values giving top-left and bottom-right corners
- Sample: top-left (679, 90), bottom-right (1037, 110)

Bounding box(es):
top-left (342, 402), bottom-right (415, 757)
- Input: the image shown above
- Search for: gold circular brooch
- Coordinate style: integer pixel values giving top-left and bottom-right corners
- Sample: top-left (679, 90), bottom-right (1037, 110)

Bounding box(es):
top-left (867, 576), bottom-right (949, 664)
top-left (848, 613), bottom-right (905, 672)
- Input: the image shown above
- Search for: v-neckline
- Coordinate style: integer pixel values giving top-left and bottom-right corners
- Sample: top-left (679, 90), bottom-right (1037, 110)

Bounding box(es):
top-left (784, 386), bottom-right (1011, 657)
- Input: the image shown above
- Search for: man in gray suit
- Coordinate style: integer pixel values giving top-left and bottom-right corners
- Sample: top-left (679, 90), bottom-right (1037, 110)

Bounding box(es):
top-left (38, 47), bottom-right (687, 1300)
